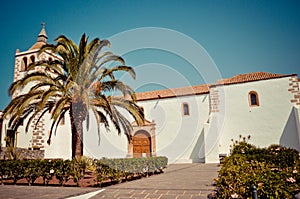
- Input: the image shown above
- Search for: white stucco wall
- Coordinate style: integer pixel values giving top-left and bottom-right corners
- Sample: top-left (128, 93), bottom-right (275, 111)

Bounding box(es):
top-left (138, 93), bottom-right (210, 163)
top-left (0, 112), bottom-right (72, 159)
top-left (80, 103), bottom-right (156, 159)
top-left (3, 66), bottom-right (299, 164)
top-left (55, 93), bottom-right (202, 162)
top-left (1, 119), bottom-right (8, 147)
top-left (215, 77), bottom-right (298, 155)
top-left (83, 113), bottom-right (129, 159)
top-left (83, 93), bottom-right (211, 163)
top-left (43, 112), bottom-right (72, 159)
top-left (0, 115), bottom-right (34, 150)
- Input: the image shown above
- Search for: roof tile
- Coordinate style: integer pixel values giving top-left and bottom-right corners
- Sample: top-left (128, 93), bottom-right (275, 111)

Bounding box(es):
top-left (215, 72), bottom-right (289, 85)
top-left (136, 72), bottom-right (295, 101)
top-left (136, 84), bottom-right (209, 101)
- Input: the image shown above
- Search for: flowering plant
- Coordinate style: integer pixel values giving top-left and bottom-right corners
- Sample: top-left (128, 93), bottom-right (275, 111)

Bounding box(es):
top-left (215, 136), bottom-right (300, 198)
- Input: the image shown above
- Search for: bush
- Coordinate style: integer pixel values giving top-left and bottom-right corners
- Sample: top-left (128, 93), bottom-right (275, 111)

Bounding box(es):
top-left (40, 159), bottom-right (56, 185)
top-left (53, 159), bottom-right (72, 186)
top-left (94, 156), bottom-right (168, 186)
top-left (9, 160), bottom-right (25, 184)
top-left (0, 156), bottom-right (168, 187)
top-left (23, 159), bottom-right (42, 186)
top-left (215, 136), bottom-right (300, 198)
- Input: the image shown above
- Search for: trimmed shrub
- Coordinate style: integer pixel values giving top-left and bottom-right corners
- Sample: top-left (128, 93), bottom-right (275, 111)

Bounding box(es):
top-left (9, 160), bottom-right (25, 184)
top-left (53, 159), bottom-right (72, 186)
top-left (0, 156), bottom-right (168, 187)
top-left (0, 160), bottom-right (10, 184)
top-left (94, 156), bottom-right (168, 186)
top-left (23, 159), bottom-right (42, 185)
top-left (40, 159), bottom-right (56, 185)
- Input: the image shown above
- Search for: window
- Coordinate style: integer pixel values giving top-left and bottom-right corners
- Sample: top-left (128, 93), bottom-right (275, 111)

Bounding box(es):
top-left (183, 103), bottom-right (190, 116)
top-left (249, 91), bottom-right (259, 106)
top-left (21, 57), bottom-right (27, 71)
top-left (30, 55), bottom-right (35, 64)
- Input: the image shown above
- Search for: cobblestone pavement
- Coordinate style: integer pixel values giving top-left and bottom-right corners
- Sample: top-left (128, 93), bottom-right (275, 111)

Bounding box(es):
top-left (0, 163), bottom-right (220, 199)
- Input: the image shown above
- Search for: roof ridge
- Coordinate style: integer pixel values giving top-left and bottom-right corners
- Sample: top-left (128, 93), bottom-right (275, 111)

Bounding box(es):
top-left (215, 71), bottom-right (289, 85)
top-left (136, 84), bottom-right (209, 101)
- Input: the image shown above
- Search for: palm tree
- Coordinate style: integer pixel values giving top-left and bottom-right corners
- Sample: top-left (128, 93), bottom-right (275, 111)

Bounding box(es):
top-left (3, 34), bottom-right (144, 158)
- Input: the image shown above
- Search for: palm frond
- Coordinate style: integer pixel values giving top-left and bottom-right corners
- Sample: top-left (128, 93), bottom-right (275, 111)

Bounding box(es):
top-left (4, 33), bottom-right (144, 157)
top-left (111, 97), bottom-right (144, 126)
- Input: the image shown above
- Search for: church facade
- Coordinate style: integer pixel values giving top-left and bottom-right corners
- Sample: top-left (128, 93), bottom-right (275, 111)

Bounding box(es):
top-left (1, 27), bottom-right (300, 163)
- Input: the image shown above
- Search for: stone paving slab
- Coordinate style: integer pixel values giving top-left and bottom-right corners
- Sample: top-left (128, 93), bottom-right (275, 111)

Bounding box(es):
top-left (0, 185), bottom-right (97, 199)
top-left (0, 163), bottom-right (220, 199)
top-left (92, 163), bottom-right (220, 199)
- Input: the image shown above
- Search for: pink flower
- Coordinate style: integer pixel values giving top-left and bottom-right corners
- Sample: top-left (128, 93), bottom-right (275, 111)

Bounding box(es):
top-left (231, 193), bottom-right (239, 198)
top-left (286, 177), bottom-right (296, 183)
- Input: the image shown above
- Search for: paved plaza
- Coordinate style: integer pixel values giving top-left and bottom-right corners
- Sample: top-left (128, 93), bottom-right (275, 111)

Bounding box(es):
top-left (0, 163), bottom-right (220, 199)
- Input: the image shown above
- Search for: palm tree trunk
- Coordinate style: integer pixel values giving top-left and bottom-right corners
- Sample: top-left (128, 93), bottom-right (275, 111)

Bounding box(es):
top-left (70, 103), bottom-right (84, 158)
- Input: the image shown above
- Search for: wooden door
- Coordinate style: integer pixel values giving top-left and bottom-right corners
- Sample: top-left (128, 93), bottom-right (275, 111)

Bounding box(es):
top-left (133, 132), bottom-right (151, 158)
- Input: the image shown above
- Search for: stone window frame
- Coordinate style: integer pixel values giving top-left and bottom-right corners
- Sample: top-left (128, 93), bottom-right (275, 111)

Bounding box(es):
top-left (248, 91), bottom-right (260, 107)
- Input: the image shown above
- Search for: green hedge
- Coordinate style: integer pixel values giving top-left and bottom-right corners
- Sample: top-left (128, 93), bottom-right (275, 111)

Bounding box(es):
top-left (215, 137), bottom-right (300, 198)
top-left (0, 156), bottom-right (168, 187)
top-left (95, 156), bottom-right (168, 186)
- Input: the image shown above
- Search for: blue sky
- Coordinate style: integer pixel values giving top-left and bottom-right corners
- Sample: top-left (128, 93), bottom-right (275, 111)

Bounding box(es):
top-left (0, 0), bottom-right (299, 110)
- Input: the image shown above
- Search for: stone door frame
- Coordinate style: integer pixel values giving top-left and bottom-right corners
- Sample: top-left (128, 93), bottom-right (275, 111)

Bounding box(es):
top-left (127, 120), bottom-right (156, 158)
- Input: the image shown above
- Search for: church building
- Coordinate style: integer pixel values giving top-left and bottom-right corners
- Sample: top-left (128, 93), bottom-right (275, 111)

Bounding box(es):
top-left (1, 26), bottom-right (300, 163)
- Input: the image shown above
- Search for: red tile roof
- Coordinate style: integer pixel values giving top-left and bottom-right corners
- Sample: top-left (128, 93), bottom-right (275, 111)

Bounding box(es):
top-left (214, 72), bottom-right (292, 86)
top-left (136, 72), bottom-right (295, 101)
top-left (136, 84), bottom-right (209, 101)
top-left (29, 41), bottom-right (46, 50)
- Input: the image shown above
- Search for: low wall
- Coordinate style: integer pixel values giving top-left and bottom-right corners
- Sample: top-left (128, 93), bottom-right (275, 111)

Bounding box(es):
top-left (0, 147), bottom-right (44, 159)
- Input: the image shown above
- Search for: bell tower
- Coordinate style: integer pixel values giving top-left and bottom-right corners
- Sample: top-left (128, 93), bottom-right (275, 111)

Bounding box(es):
top-left (13, 23), bottom-right (48, 95)
top-left (12, 24), bottom-right (49, 150)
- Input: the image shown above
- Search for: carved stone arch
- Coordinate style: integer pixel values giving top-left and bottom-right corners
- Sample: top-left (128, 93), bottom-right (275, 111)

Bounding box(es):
top-left (127, 119), bottom-right (156, 158)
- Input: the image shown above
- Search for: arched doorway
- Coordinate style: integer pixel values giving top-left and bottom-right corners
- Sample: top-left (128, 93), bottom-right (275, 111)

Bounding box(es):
top-left (133, 131), bottom-right (151, 158)
top-left (127, 119), bottom-right (156, 158)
